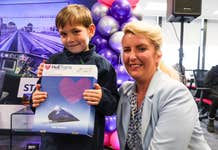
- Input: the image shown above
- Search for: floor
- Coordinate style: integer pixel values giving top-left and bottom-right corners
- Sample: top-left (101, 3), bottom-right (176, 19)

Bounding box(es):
top-left (200, 119), bottom-right (218, 150)
top-left (0, 120), bottom-right (217, 150)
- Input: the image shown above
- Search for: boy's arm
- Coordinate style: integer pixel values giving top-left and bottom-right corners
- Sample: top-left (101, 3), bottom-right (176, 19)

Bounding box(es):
top-left (96, 66), bottom-right (119, 116)
top-left (30, 61), bottom-right (46, 112)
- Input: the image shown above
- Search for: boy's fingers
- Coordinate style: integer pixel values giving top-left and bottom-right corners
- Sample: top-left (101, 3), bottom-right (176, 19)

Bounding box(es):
top-left (35, 84), bottom-right (41, 91)
top-left (37, 62), bottom-right (45, 77)
top-left (94, 83), bottom-right (101, 90)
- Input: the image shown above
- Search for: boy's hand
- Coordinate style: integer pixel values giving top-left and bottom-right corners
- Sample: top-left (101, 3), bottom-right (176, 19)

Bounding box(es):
top-left (37, 60), bottom-right (46, 78)
top-left (83, 83), bottom-right (102, 106)
top-left (32, 84), bottom-right (47, 107)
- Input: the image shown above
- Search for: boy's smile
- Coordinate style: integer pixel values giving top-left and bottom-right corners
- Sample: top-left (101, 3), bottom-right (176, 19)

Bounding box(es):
top-left (59, 23), bottom-right (95, 54)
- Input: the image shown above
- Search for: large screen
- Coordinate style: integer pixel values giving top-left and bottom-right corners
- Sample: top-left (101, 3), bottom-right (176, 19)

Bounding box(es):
top-left (0, 0), bottom-right (95, 57)
top-left (1, 58), bottom-right (17, 72)
top-left (1, 73), bottom-right (21, 104)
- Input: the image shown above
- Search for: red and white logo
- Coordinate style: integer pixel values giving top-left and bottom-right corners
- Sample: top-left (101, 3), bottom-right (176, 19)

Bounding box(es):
top-left (45, 64), bottom-right (51, 70)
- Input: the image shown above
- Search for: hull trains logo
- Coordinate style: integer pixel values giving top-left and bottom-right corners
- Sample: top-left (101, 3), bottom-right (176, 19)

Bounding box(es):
top-left (45, 64), bottom-right (51, 70)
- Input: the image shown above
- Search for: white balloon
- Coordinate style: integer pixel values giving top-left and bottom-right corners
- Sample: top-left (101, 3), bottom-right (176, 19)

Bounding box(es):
top-left (109, 31), bottom-right (124, 54)
top-left (97, 15), bottom-right (119, 37)
top-left (91, 2), bottom-right (109, 21)
top-left (132, 4), bottom-right (144, 20)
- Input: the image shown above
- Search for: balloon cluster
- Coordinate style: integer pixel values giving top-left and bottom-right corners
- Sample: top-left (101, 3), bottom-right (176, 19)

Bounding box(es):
top-left (91, 0), bottom-right (143, 87)
top-left (91, 0), bottom-right (143, 149)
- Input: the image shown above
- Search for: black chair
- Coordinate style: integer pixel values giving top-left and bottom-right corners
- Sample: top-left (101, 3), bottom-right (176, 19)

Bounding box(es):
top-left (193, 69), bottom-right (212, 121)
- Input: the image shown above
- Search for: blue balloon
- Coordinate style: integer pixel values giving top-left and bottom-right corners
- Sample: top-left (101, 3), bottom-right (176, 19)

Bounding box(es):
top-left (110, 0), bottom-right (132, 22)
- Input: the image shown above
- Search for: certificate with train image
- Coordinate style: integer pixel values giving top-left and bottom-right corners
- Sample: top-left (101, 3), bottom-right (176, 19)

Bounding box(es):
top-left (32, 64), bottom-right (97, 136)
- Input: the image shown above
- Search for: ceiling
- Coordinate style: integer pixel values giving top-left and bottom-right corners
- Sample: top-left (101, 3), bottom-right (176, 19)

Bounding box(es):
top-left (0, 0), bottom-right (217, 20)
top-left (137, 0), bottom-right (218, 20)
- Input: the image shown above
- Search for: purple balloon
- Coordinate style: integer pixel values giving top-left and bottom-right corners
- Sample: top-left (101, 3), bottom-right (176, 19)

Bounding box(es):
top-left (110, 0), bottom-right (132, 22)
top-left (114, 64), bottom-right (131, 86)
top-left (115, 63), bottom-right (127, 74)
top-left (97, 15), bottom-right (119, 37)
top-left (98, 48), bottom-right (118, 65)
top-left (91, 35), bottom-right (108, 52)
top-left (105, 115), bottom-right (116, 132)
top-left (120, 16), bottom-right (138, 30)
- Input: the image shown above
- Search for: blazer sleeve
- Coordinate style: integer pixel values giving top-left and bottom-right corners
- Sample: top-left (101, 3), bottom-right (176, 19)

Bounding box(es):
top-left (148, 83), bottom-right (205, 150)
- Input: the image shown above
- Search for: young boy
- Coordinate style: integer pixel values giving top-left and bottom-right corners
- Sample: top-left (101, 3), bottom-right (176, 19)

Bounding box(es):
top-left (31, 4), bottom-right (119, 150)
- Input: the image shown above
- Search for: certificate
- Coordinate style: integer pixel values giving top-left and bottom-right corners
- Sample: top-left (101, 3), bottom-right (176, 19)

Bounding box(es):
top-left (32, 64), bottom-right (97, 136)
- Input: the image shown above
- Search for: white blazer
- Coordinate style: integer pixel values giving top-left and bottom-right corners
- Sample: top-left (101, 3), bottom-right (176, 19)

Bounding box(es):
top-left (116, 70), bottom-right (211, 150)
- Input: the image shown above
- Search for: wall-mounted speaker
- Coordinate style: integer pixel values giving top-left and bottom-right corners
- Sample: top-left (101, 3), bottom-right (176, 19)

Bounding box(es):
top-left (167, 0), bottom-right (202, 22)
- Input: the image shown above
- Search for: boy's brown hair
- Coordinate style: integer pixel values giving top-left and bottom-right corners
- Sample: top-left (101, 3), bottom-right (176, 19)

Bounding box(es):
top-left (55, 4), bottom-right (93, 29)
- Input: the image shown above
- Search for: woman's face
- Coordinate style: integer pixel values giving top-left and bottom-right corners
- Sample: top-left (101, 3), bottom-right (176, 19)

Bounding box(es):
top-left (122, 32), bottom-right (162, 82)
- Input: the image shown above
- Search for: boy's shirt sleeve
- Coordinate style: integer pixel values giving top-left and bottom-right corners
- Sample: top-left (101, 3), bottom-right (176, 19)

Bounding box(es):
top-left (96, 65), bottom-right (119, 116)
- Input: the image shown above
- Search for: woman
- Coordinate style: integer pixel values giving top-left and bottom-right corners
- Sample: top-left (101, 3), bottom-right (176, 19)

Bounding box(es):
top-left (116, 21), bottom-right (211, 150)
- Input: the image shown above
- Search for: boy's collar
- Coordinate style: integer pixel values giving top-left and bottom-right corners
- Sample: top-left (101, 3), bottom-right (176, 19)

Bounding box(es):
top-left (64, 44), bottom-right (95, 54)
top-left (64, 44), bottom-right (96, 62)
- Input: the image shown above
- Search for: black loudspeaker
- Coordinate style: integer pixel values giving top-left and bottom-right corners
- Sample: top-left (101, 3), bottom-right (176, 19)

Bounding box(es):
top-left (167, 0), bottom-right (202, 22)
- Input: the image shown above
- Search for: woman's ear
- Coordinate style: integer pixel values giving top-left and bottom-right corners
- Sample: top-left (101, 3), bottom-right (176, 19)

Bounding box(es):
top-left (156, 50), bottom-right (162, 67)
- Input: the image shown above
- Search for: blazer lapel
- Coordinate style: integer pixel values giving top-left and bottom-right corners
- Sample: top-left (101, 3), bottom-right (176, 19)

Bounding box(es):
top-left (121, 102), bottom-right (130, 138)
top-left (141, 95), bottom-right (153, 140)
top-left (141, 70), bottom-right (161, 145)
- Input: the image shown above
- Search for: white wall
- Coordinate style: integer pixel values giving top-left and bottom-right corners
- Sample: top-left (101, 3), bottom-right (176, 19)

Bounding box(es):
top-left (205, 20), bottom-right (218, 69)
top-left (143, 16), bottom-right (218, 71)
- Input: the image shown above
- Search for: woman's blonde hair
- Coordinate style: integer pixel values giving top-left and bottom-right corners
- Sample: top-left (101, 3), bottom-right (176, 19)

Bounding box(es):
top-left (159, 60), bottom-right (180, 81)
top-left (122, 21), bottom-right (163, 51)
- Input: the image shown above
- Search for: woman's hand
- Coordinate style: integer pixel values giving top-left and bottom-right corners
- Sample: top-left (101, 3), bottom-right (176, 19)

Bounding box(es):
top-left (83, 83), bottom-right (102, 106)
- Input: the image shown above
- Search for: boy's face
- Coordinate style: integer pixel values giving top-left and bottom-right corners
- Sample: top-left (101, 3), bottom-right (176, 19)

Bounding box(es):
top-left (59, 23), bottom-right (95, 53)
